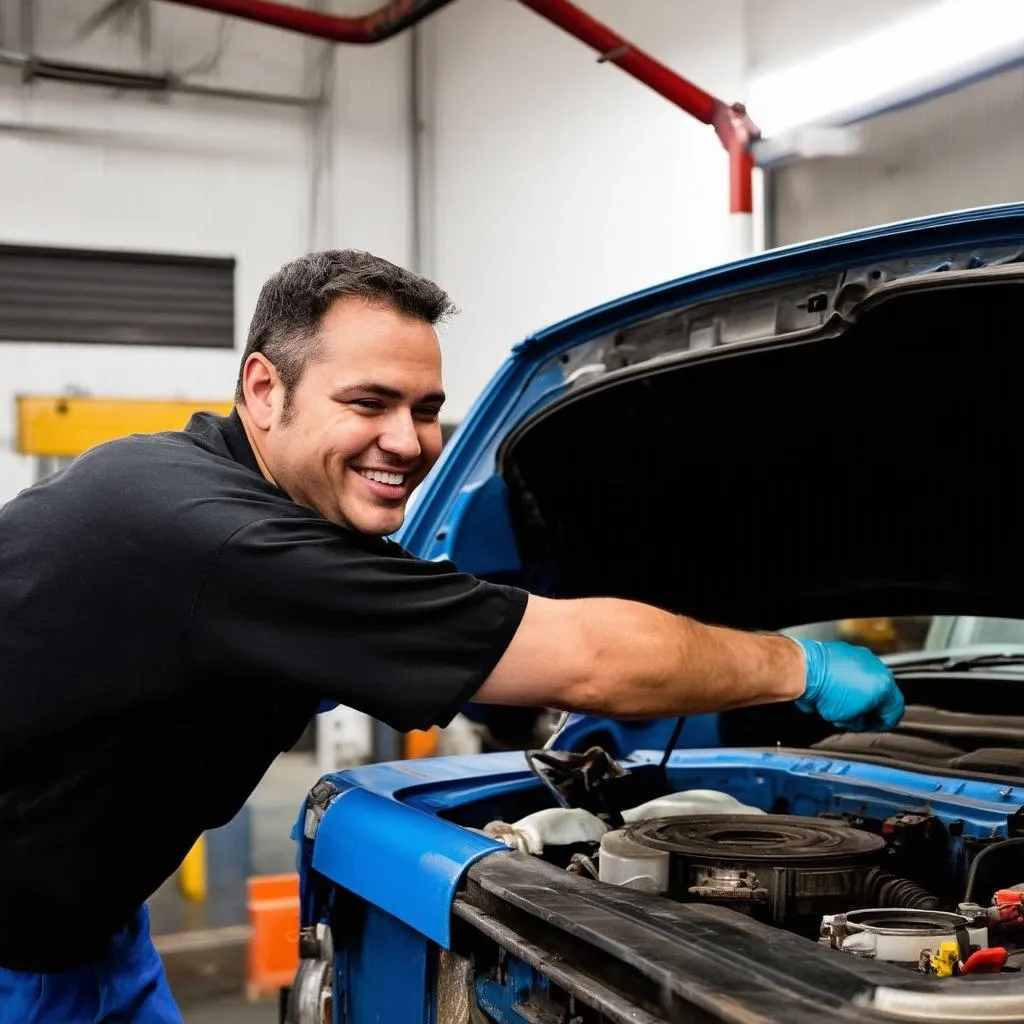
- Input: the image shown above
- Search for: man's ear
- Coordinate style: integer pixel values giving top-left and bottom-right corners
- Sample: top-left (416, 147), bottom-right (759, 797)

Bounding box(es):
top-left (242, 354), bottom-right (279, 430)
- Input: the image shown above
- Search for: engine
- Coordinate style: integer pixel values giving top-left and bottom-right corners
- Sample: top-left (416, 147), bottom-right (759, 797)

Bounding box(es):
top-left (478, 760), bottom-right (1024, 980)
top-left (598, 813), bottom-right (884, 937)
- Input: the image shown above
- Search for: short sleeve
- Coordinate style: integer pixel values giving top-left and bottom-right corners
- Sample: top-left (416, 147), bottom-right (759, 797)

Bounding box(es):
top-left (187, 517), bottom-right (529, 733)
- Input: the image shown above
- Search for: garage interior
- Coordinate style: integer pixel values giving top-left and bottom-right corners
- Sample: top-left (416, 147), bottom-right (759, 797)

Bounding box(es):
top-left (2, 0), bottom-right (1024, 1019)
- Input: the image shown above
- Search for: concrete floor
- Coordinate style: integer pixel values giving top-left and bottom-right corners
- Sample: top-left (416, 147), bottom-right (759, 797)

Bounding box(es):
top-left (184, 995), bottom-right (278, 1022)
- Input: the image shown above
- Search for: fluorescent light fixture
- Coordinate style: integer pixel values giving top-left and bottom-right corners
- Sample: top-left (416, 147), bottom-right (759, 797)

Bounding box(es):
top-left (747, 0), bottom-right (1024, 138)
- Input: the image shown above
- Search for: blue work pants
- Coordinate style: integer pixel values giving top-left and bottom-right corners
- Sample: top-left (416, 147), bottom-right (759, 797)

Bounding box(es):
top-left (0, 906), bottom-right (181, 1023)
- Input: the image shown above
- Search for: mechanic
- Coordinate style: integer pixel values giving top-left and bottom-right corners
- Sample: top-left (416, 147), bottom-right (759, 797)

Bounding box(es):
top-left (0, 250), bottom-right (904, 1023)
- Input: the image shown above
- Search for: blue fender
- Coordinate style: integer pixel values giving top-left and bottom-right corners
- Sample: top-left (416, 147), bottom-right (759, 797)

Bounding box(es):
top-left (303, 778), bottom-right (504, 948)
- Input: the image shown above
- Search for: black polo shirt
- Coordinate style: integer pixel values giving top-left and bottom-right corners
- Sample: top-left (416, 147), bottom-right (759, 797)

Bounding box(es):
top-left (0, 410), bottom-right (527, 970)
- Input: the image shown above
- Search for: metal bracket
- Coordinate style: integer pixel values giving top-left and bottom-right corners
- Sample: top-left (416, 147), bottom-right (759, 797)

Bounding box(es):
top-left (596, 44), bottom-right (628, 64)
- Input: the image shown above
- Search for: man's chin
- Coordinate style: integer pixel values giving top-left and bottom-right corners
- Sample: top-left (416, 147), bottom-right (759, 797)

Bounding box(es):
top-left (344, 507), bottom-right (406, 538)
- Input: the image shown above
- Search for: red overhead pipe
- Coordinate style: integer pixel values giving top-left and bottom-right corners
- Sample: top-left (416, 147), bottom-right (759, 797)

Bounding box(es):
top-left (162, 0), bottom-right (456, 44)
top-left (516, 0), bottom-right (759, 237)
top-left (517, 0), bottom-right (721, 126)
top-left (164, 0), bottom-right (760, 251)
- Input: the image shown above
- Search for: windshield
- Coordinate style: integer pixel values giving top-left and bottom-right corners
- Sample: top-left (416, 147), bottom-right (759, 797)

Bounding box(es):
top-left (785, 615), bottom-right (1024, 660)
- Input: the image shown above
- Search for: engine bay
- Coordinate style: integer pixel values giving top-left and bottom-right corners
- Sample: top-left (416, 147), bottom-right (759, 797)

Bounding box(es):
top-left (462, 746), bottom-right (1024, 982)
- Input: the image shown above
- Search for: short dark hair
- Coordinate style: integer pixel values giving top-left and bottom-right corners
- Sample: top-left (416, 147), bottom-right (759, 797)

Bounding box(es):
top-left (234, 249), bottom-right (456, 407)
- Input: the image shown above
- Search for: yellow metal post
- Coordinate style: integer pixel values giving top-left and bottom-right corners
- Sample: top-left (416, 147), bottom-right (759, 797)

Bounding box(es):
top-left (16, 396), bottom-right (234, 457)
top-left (178, 835), bottom-right (208, 903)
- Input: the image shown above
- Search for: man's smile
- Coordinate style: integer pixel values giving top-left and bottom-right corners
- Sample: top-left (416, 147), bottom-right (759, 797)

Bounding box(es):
top-left (357, 468), bottom-right (406, 486)
top-left (352, 465), bottom-right (414, 501)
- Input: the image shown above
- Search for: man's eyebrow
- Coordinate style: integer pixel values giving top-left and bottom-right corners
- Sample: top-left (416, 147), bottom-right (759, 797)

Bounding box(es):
top-left (336, 382), bottom-right (446, 405)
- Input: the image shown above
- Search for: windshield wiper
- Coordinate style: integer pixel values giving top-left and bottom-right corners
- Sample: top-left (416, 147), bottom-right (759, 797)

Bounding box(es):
top-left (890, 652), bottom-right (1024, 674)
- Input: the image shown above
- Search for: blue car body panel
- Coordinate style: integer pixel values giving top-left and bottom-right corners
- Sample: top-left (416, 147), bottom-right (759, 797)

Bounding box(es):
top-left (297, 206), bottom-right (1024, 1020)
top-left (304, 778), bottom-right (502, 948)
top-left (396, 202), bottom-right (1024, 567)
top-left (329, 748), bottom-right (1023, 835)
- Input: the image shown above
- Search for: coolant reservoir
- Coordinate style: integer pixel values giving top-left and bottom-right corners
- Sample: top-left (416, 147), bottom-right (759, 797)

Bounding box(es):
top-left (620, 790), bottom-right (765, 823)
top-left (598, 828), bottom-right (670, 893)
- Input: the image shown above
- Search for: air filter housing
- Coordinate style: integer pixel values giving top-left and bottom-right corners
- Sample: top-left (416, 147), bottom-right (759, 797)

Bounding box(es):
top-left (599, 814), bottom-right (885, 935)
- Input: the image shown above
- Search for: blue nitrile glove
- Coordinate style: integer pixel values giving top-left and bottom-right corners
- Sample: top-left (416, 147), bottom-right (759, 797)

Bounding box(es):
top-left (789, 637), bottom-right (905, 732)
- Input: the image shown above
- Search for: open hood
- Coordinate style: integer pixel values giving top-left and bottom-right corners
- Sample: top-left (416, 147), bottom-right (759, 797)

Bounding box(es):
top-left (498, 264), bottom-right (1024, 629)
top-left (396, 205), bottom-right (1024, 751)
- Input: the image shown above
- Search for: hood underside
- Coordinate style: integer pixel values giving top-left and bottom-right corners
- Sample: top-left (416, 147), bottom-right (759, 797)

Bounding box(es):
top-left (500, 272), bottom-right (1024, 630)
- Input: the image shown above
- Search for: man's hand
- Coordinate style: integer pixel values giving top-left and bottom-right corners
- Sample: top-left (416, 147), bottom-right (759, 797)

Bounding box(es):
top-left (790, 638), bottom-right (905, 731)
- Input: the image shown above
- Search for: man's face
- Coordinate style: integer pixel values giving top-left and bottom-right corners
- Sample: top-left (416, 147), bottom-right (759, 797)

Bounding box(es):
top-left (257, 298), bottom-right (446, 535)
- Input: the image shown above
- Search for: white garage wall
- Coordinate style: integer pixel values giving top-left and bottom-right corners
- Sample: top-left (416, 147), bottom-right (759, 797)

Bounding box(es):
top-left (416, 0), bottom-right (937, 420)
top-left (0, 0), bottom-right (959, 480)
top-left (0, 1), bottom-right (412, 502)
top-left (417, 0), bottom-right (748, 420)
top-left (769, 66), bottom-right (1024, 248)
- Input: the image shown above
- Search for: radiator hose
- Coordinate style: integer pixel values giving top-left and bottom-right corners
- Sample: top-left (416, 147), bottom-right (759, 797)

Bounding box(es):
top-left (865, 868), bottom-right (941, 910)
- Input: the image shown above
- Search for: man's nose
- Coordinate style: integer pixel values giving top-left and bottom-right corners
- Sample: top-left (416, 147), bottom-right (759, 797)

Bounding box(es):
top-left (378, 410), bottom-right (422, 461)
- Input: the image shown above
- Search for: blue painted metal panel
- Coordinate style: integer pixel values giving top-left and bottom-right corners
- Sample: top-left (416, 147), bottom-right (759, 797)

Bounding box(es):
top-left (335, 751), bottom-right (533, 798)
top-left (514, 205), bottom-right (1024, 356)
top-left (655, 749), bottom-right (1023, 839)
top-left (308, 779), bottom-right (503, 948)
top-left (399, 204), bottom-right (1024, 565)
top-left (442, 474), bottom-right (522, 576)
top-left (397, 354), bottom-right (566, 560)
top-left (330, 749), bottom-right (1024, 835)
top-left (474, 954), bottom-right (551, 1024)
top-left (341, 903), bottom-right (434, 1024)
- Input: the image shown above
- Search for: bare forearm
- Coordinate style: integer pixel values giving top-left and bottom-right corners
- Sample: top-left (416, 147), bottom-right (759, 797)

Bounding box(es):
top-left (564, 598), bottom-right (804, 717)
top-left (476, 593), bottom-right (805, 715)
top-left (479, 593), bottom-right (902, 731)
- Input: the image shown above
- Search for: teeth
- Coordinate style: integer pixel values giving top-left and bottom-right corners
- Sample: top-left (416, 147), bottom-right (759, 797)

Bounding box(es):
top-left (361, 469), bottom-right (405, 486)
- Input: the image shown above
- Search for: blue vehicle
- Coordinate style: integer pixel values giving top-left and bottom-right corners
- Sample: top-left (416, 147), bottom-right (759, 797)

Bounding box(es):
top-left (285, 205), bottom-right (1024, 1023)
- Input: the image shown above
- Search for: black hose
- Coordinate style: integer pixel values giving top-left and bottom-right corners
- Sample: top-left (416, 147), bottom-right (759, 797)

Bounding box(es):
top-left (659, 716), bottom-right (686, 770)
top-left (865, 868), bottom-right (941, 910)
top-left (964, 836), bottom-right (1024, 904)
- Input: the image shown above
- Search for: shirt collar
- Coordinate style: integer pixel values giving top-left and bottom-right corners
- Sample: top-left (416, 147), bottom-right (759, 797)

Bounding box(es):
top-left (183, 407), bottom-right (263, 478)
top-left (221, 408), bottom-right (263, 477)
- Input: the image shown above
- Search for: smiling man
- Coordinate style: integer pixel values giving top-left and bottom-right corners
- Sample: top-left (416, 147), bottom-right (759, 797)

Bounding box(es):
top-left (0, 250), bottom-right (904, 1022)
top-left (235, 283), bottom-right (446, 535)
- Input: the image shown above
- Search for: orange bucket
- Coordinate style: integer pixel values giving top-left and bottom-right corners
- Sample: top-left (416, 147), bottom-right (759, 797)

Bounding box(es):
top-left (404, 726), bottom-right (439, 759)
top-left (245, 873), bottom-right (300, 1001)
